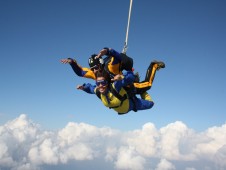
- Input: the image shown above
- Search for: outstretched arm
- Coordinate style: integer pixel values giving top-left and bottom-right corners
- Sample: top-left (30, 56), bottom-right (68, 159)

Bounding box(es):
top-left (61, 58), bottom-right (96, 79)
top-left (61, 58), bottom-right (75, 64)
top-left (77, 83), bottom-right (96, 94)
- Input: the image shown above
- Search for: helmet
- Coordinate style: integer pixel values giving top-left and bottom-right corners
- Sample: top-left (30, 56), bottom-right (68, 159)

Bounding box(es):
top-left (88, 54), bottom-right (104, 68)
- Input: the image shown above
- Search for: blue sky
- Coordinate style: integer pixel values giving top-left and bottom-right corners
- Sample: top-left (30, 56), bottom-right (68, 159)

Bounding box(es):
top-left (1, 0), bottom-right (226, 169)
top-left (1, 0), bottom-right (226, 131)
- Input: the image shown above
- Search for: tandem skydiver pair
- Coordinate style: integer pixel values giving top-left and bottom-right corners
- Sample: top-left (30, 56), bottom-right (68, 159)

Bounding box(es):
top-left (61, 47), bottom-right (165, 114)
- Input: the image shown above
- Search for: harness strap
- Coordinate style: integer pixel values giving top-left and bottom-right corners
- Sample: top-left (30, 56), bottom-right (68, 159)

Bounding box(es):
top-left (96, 89), bottom-right (101, 99)
top-left (109, 84), bottom-right (128, 108)
top-left (95, 83), bottom-right (137, 113)
top-left (95, 85), bottom-right (127, 108)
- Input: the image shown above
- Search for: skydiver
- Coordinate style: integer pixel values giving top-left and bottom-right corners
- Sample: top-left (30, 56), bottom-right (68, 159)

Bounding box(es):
top-left (61, 47), bottom-right (165, 94)
top-left (76, 70), bottom-right (154, 114)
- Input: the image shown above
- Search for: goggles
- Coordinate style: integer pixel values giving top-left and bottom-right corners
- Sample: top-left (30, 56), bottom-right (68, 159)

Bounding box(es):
top-left (96, 80), bottom-right (108, 86)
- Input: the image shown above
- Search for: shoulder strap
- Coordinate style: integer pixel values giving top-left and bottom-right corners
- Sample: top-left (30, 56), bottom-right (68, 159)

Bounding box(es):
top-left (95, 88), bottom-right (101, 99)
top-left (110, 83), bottom-right (137, 113)
top-left (109, 84), bottom-right (127, 102)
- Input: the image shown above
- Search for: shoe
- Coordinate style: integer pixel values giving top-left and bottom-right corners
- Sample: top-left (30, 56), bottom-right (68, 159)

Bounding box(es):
top-left (152, 60), bottom-right (165, 70)
top-left (134, 72), bottom-right (140, 82)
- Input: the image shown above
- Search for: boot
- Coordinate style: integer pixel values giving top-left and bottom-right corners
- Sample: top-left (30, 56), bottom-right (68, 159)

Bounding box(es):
top-left (152, 60), bottom-right (165, 70)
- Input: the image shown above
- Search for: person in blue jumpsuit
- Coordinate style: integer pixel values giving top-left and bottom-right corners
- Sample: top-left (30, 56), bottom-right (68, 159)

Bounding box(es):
top-left (77, 71), bottom-right (154, 114)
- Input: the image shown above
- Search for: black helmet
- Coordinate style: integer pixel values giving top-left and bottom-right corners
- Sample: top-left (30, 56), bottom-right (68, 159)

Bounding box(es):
top-left (88, 54), bottom-right (104, 68)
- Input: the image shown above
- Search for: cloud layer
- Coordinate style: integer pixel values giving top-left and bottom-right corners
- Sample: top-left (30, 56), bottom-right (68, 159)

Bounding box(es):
top-left (0, 114), bottom-right (226, 170)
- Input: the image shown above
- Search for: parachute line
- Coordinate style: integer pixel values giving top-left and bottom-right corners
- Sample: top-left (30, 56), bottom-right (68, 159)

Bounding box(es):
top-left (122, 0), bottom-right (133, 54)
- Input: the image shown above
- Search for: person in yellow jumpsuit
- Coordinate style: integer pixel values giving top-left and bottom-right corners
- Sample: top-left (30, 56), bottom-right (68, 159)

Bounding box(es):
top-left (77, 71), bottom-right (154, 114)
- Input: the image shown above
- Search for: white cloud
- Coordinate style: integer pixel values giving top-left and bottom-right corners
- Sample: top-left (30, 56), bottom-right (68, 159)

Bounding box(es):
top-left (214, 144), bottom-right (226, 169)
top-left (114, 146), bottom-right (146, 170)
top-left (0, 114), bottom-right (226, 170)
top-left (158, 121), bottom-right (197, 161)
top-left (126, 123), bottom-right (159, 157)
top-left (155, 159), bottom-right (175, 170)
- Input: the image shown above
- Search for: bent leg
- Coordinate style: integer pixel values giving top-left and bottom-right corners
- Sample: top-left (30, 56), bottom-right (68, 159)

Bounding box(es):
top-left (134, 61), bottom-right (165, 94)
top-left (133, 62), bottom-right (157, 94)
top-left (145, 61), bottom-right (165, 83)
top-left (134, 81), bottom-right (151, 94)
top-left (135, 97), bottom-right (154, 111)
top-left (145, 62), bottom-right (158, 85)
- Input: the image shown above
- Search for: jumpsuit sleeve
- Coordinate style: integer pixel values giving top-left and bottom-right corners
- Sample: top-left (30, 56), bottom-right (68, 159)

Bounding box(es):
top-left (103, 48), bottom-right (122, 64)
top-left (108, 48), bottom-right (122, 61)
top-left (82, 83), bottom-right (96, 94)
top-left (114, 71), bottom-right (135, 92)
top-left (68, 58), bottom-right (96, 79)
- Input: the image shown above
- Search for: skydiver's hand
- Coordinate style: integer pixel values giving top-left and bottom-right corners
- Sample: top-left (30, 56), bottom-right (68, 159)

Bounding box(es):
top-left (61, 58), bottom-right (73, 64)
top-left (96, 48), bottom-right (108, 58)
top-left (76, 85), bottom-right (84, 90)
top-left (111, 74), bottom-right (123, 81)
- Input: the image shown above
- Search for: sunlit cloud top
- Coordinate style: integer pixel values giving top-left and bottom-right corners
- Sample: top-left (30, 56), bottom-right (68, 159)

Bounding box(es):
top-left (0, 114), bottom-right (226, 170)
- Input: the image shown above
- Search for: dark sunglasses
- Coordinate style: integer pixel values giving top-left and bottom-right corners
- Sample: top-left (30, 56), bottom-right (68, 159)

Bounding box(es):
top-left (90, 65), bottom-right (99, 71)
top-left (96, 80), bottom-right (108, 86)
